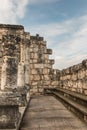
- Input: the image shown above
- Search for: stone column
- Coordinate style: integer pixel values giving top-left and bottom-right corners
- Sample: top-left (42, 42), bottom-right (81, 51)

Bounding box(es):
top-left (17, 62), bottom-right (25, 87)
top-left (20, 43), bottom-right (25, 62)
top-left (17, 41), bottom-right (30, 104)
top-left (0, 57), bottom-right (7, 90)
top-left (24, 44), bottom-right (30, 100)
top-left (17, 36), bottom-right (26, 88)
top-left (25, 44), bottom-right (30, 85)
top-left (1, 47), bottom-right (18, 91)
top-left (0, 40), bottom-right (20, 129)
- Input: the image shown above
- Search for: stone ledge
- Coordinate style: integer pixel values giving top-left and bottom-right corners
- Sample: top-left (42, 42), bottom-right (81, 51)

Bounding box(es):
top-left (30, 35), bottom-right (44, 41)
top-left (45, 49), bottom-right (52, 54)
top-left (48, 59), bottom-right (55, 65)
top-left (0, 91), bottom-right (22, 106)
top-left (17, 97), bottom-right (30, 130)
top-left (0, 24), bottom-right (24, 29)
top-left (0, 129), bottom-right (16, 130)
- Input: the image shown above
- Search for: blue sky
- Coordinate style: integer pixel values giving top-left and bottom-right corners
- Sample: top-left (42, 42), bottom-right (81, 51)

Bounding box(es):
top-left (0, 0), bottom-right (87, 69)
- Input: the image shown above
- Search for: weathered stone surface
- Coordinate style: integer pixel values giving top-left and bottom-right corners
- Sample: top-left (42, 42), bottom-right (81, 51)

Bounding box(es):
top-left (43, 81), bottom-right (51, 86)
top-left (28, 34), bottom-right (60, 94)
top-left (0, 91), bottom-right (21, 129)
top-left (48, 59), bottom-right (55, 65)
top-left (33, 75), bottom-right (41, 81)
top-left (0, 105), bottom-right (19, 129)
top-left (45, 49), bottom-right (52, 54)
top-left (34, 64), bottom-right (44, 69)
top-left (83, 89), bottom-right (87, 95)
top-left (51, 81), bottom-right (58, 86)
top-left (17, 62), bottom-right (25, 88)
top-left (0, 24), bottom-right (31, 129)
top-left (57, 60), bottom-right (87, 95)
top-left (31, 69), bottom-right (37, 74)
top-left (43, 68), bottom-right (50, 74)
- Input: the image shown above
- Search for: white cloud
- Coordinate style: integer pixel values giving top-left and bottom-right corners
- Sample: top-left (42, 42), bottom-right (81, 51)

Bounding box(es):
top-left (29, 18), bottom-right (73, 34)
top-left (54, 53), bottom-right (87, 70)
top-left (0, 0), bottom-right (86, 70)
top-left (26, 15), bottom-right (87, 70)
top-left (29, 0), bottom-right (60, 4)
top-left (0, 0), bottom-right (29, 24)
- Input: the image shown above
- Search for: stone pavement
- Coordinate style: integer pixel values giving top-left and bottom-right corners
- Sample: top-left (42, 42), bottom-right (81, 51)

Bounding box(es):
top-left (20, 95), bottom-right (87, 130)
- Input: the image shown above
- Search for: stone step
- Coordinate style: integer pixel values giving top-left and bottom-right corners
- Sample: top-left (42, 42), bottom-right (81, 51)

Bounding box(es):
top-left (20, 95), bottom-right (87, 130)
top-left (53, 91), bottom-right (87, 115)
top-left (56, 87), bottom-right (87, 101)
top-left (45, 88), bottom-right (87, 122)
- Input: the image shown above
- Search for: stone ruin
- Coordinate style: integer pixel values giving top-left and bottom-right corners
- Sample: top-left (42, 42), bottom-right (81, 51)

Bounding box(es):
top-left (0, 24), bottom-right (86, 129)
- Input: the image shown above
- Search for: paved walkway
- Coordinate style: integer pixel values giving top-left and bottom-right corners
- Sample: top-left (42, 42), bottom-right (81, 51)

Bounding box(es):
top-left (20, 95), bottom-right (87, 130)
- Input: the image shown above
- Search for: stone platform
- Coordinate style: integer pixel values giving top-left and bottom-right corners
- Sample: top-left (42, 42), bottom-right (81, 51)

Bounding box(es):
top-left (20, 95), bottom-right (87, 130)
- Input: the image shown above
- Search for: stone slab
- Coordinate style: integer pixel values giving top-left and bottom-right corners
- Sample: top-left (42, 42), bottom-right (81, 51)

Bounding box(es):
top-left (20, 95), bottom-right (87, 130)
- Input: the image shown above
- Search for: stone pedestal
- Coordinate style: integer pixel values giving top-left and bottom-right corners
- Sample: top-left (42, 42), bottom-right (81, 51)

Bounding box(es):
top-left (0, 92), bottom-right (20, 129)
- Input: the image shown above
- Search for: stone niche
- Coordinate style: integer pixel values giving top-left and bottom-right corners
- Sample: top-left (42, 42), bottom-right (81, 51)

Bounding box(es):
top-left (0, 24), bottom-right (24, 35)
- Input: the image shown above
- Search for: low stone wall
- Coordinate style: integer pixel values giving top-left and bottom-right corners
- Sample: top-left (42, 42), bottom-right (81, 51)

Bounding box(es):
top-left (57, 59), bottom-right (87, 95)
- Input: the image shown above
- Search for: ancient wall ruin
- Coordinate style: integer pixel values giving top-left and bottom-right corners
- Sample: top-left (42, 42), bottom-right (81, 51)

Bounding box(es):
top-left (0, 24), bottom-right (29, 129)
top-left (57, 60), bottom-right (87, 95)
top-left (29, 34), bottom-right (87, 95)
top-left (29, 35), bottom-right (59, 95)
top-left (0, 24), bottom-right (87, 96)
top-left (0, 24), bottom-right (58, 96)
top-left (0, 24), bottom-right (87, 129)
top-left (0, 24), bottom-right (30, 91)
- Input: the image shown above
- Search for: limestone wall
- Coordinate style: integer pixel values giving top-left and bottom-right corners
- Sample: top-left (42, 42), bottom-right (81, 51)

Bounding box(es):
top-left (0, 24), bottom-right (58, 95)
top-left (0, 24), bottom-right (30, 91)
top-left (57, 59), bottom-right (87, 95)
top-left (29, 35), bottom-right (59, 95)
